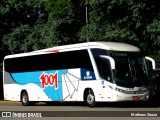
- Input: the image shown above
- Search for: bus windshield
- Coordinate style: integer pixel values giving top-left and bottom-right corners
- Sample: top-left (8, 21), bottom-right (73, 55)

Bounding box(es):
top-left (110, 52), bottom-right (148, 88)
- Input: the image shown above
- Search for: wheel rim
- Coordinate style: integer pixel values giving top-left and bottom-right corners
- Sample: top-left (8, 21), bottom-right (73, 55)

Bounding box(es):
top-left (22, 94), bottom-right (28, 104)
top-left (87, 91), bottom-right (95, 105)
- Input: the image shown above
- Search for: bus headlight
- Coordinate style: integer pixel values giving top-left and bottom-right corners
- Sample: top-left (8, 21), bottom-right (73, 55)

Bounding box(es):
top-left (108, 85), bottom-right (148, 94)
top-left (108, 85), bottom-right (125, 93)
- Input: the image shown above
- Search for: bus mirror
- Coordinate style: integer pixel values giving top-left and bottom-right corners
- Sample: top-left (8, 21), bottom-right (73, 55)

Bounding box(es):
top-left (145, 56), bottom-right (156, 71)
top-left (100, 55), bottom-right (115, 69)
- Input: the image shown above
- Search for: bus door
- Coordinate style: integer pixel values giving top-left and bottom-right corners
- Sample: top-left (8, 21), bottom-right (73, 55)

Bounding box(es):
top-left (99, 56), bottom-right (114, 99)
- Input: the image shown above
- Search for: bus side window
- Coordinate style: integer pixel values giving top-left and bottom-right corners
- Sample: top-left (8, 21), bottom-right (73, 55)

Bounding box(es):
top-left (100, 58), bottom-right (112, 82)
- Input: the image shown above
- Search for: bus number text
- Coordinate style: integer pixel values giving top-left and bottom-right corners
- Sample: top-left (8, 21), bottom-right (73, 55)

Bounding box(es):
top-left (40, 72), bottom-right (58, 90)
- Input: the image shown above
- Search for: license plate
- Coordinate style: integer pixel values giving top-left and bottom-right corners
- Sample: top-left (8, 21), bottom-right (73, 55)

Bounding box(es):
top-left (132, 96), bottom-right (139, 100)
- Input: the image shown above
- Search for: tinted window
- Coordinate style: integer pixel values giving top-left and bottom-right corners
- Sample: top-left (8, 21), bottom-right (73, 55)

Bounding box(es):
top-left (110, 52), bottom-right (148, 87)
top-left (5, 50), bottom-right (93, 73)
top-left (91, 49), bottom-right (112, 81)
top-left (99, 58), bottom-right (112, 81)
top-left (91, 49), bottom-right (109, 58)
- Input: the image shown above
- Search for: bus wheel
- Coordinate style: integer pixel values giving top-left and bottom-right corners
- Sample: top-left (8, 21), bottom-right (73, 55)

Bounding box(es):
top-left (21, 91), bottom-right (30, 106)
top-left (85, 89), bottom-right (96, 107)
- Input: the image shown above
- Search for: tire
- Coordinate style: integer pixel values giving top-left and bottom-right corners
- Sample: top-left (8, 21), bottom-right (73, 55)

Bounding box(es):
top-left (21, 91), bottom-right (34, 106)
top-left (84, 89), bottom-right (96, 107)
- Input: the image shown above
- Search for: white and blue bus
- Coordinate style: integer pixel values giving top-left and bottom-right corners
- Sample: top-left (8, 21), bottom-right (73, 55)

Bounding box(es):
top-left (3, 42), bottom-right (150, 107)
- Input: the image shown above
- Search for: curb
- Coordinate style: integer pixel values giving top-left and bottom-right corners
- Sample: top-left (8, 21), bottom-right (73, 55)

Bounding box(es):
top-left (0, 101), bottom-right (45, 105)
top-left (0, 100), bottom-right (21, 104)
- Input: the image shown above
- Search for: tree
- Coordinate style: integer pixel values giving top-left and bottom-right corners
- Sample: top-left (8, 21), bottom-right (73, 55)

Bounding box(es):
top-left (1, 0), bottom-right (48, 54)
top-left (1, 0), bottom-right (160, 61)
top-left (79, 0), bottom-right (160, 59)
top-left (1, 0), bottom-right (85, 54)
top-left (45, 0), bottom-right (86, 44)
top-left (79, 0), bottom-right (141, 43)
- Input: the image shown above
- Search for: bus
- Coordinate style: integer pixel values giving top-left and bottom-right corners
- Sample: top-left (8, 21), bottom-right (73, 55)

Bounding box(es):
top-left (3, 42), bottom-right (150, 107)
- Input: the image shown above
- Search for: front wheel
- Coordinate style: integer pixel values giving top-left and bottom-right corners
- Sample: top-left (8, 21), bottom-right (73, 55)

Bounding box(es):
top-left (84, 89), bottom-right (96, 107)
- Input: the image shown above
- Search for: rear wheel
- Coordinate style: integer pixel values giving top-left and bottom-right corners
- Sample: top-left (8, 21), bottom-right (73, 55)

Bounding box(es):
top-left (21, 91), bottom-right (34, 106)
top-left (84, 89), bottom-right (96, 107)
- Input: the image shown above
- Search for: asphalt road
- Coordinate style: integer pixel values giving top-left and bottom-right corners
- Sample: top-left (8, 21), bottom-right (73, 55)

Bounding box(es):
top-left (0, 101), bottom-right (160, 120)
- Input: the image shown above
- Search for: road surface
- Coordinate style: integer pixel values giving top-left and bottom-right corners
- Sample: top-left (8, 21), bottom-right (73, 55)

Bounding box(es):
top-left (0, 101), bottom-right (159, 120)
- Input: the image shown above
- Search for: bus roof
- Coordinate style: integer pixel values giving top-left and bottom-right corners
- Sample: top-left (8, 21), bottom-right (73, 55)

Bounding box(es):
top-left (89, 42), bottom-right (140, 52)
top-left (4, 42), bottom-right (141, 59)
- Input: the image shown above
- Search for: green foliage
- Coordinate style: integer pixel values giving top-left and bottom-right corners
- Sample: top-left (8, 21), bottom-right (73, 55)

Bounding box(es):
top-left (0, 0), bottom-right (49, 52)
top-left (2, 15), bottom-right (63, 54)
top-left (146, 19), bottom-right (160, 46)
top-left (0, 0), bottom-right (160, 61)
top-left (45, 0), bottom-right (73, 15)
top-left (3, 25), bottom-right (31, 53)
